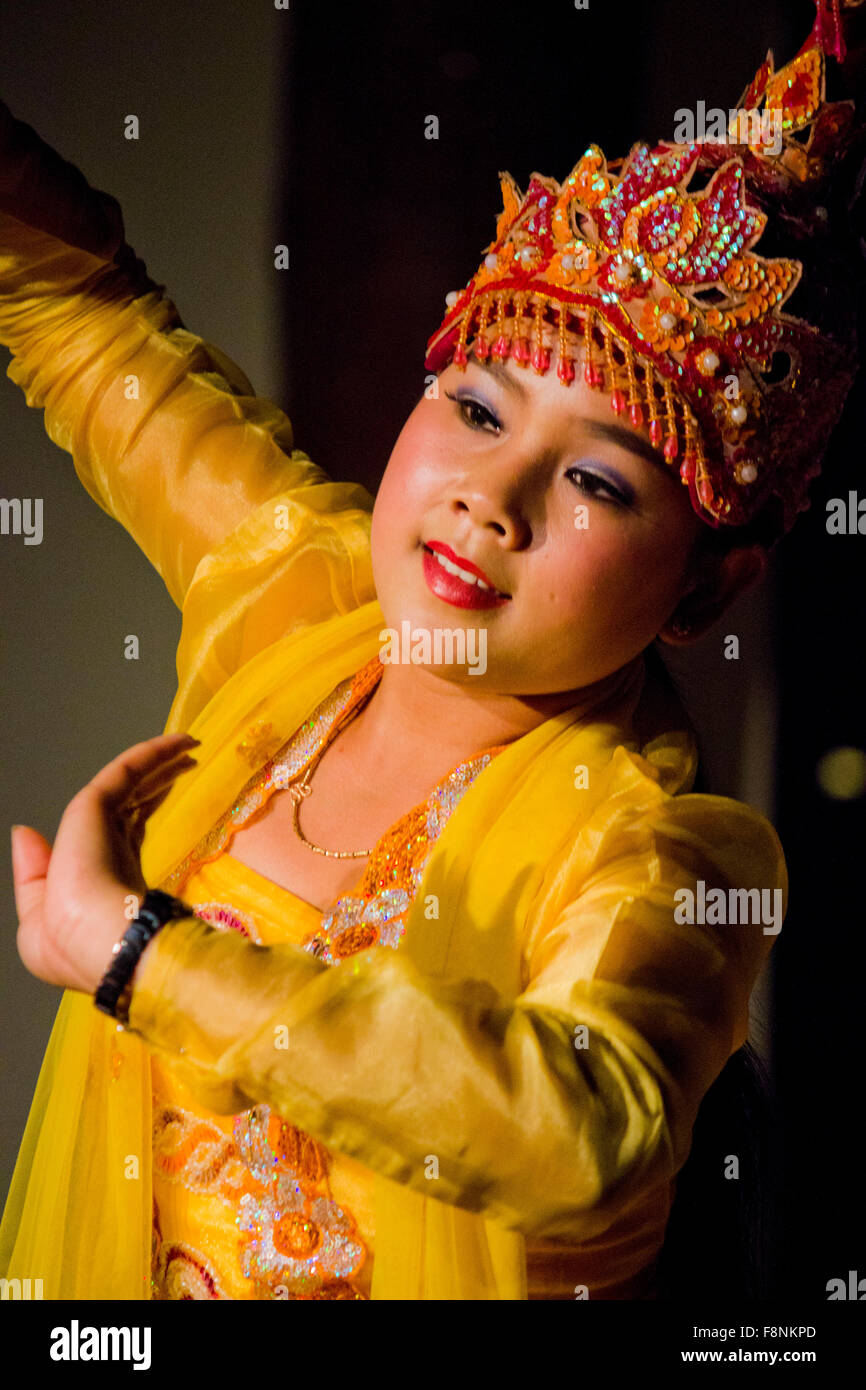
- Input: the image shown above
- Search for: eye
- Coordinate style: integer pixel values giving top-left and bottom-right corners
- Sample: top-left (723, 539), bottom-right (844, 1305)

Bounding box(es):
top-left (565, 466), bottom-right (629, 506)
top-left (443, 391), bottom-right (501, 433)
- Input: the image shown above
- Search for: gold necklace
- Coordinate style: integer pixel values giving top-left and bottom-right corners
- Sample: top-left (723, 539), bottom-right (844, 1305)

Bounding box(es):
top-left (288, 697), bottom-right (375, 859)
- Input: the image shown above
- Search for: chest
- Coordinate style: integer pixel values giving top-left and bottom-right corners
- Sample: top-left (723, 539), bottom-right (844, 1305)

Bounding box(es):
top-left (227, 788), bottom-right (370, 912)
top-left (226, 738), bottom-right (436, 913)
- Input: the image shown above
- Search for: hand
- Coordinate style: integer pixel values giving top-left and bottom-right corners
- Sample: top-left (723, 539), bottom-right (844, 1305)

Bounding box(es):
top-left (11, 732), bottom-right (200, 995)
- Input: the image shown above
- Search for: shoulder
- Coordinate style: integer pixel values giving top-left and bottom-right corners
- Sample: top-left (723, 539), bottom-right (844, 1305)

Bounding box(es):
top-left (581, 740), bottom-right (787, 893)
top-left (568, 651), bottom-right (787, 901)
top-left (640, 788), bottom-right (787, 896)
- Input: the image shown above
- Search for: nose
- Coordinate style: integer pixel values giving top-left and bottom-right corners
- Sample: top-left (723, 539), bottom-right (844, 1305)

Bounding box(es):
top-left (447, 451), bottom-right (535, 549)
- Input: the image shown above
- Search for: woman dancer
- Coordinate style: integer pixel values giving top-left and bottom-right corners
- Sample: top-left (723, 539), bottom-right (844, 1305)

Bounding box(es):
top-left (1, 0), bottom-right (862, 1300)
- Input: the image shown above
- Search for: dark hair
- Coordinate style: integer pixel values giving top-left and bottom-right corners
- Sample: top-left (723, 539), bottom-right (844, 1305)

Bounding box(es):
top-left (643, 643), bottom-right (777, 1300)
top-left (691, 512), bottom-right (779, 564)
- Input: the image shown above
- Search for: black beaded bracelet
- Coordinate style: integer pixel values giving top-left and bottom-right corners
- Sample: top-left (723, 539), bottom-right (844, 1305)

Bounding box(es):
top-left (94, 888), bottom-right (192, 1026)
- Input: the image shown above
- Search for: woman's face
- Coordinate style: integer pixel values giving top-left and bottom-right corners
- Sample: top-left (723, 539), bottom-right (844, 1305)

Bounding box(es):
top-left (371, 334), bottom-right (714, 697)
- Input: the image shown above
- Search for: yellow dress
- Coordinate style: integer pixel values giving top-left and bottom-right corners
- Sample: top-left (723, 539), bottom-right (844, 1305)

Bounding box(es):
top-left (144, 656), bottom-right (671, 1299)
top-left (0, 105), bottom-right (788, 1300)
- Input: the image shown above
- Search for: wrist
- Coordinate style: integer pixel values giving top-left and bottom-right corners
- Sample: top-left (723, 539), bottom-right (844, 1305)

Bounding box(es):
top-left (113, 930), bottom-right (162, 1025)
top-left (94, 889), bottom-right (192, 1026)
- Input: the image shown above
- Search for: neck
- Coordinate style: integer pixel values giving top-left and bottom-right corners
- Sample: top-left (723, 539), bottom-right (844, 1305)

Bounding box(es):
top-left (342, 654), bottom-right (645, 777)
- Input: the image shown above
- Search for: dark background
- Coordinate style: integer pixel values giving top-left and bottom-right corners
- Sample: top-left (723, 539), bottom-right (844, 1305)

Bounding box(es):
top-left (1, 0), bottom-right (863, 1300)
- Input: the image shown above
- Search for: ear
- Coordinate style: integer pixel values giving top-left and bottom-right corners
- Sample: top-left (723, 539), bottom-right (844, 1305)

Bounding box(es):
top-left (657, 544), bottom-right (767, 646)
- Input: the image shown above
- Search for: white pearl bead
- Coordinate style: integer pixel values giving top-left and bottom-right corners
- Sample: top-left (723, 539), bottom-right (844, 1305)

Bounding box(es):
top-left (739, 463), bottom-right (757, 482)
top-left (445, 291), bottom-right (459, 307)
top-left (730, 404), bottom-right (748, 425)
top-left (614, 261), bottom-right (632, 283)
top-left (484, 253), bottom-right (498, 270)
top-left (699, 350), bottom-right (720, 373)
top-left (659, 312), bottom-right (677, 332)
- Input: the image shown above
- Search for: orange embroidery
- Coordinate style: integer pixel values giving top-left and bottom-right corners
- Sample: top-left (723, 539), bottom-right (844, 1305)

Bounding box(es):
top-left (151, 1101), bottom-right (367, 1299)
top-left (300, 751), bottom-right (505, 963)
top-left (153, 1239), bottom-right (229, 1301)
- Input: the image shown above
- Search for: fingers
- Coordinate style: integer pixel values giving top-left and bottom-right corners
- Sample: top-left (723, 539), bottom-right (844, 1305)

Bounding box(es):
top-left (124, 779), bottom-right (189, 853)
top-left (115, 739), bottom-right (202, 854)
top-left (118, 746), bottom-right (201, 854)
top-left (56, 733), bottom-right (201, 862)
top-left (10, 824), bottom-right (52, 924)
top-left (89, 733), bottom-right (201, 811)
top-left (120, 751), bottom-right (198, 813)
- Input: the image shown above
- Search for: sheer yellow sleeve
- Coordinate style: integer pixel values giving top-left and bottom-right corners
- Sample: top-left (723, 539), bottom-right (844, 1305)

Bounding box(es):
top-left (0, 100), bottom-right (376, 723)
top-left (124, 792), bottom-right (785, 1244)
top-left (0, 210), bottom-right (352, 607)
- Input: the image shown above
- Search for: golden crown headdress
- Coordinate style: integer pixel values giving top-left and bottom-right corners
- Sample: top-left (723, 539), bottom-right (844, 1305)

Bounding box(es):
top-left (424, 0), bottom-right (866, 542)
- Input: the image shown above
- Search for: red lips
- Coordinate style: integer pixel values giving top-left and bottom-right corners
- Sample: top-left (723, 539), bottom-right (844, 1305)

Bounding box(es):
top-left (422, 541), bottom-right (510, 610)
top-left (426, 541), bottom-right (499, 588)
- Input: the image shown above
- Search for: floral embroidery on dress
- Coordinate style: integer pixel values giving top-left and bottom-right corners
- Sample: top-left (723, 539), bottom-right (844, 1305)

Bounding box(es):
top-left (151, 1201), bottom-right (229, 1300)
top-left (235, 720), bottom-right (286, 770)
top-left (151, 1100), bottom-right (367, 1300)
top-left (191, 901), bottom-right (262, 943)
top-left (153, 1105), bottom-right (249, 1190)
top-left (233, 1107), bottom-right (367, 1299)
top-left (153, 1240), bottom-right (230, 1300)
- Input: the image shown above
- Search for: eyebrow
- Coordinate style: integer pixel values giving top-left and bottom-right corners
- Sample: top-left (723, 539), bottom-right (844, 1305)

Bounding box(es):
top-left (470, 354), bottom-right (665, 472)
top-left (473, 355), bottom-right (529, 399)
top-left (583, 419), bottom-right (668, 471)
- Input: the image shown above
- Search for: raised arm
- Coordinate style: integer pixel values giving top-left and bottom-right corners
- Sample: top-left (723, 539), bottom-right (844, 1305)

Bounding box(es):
top-left (0, 98), bottom-right (374, 613)
top-left (122, 791), bottom-right (786, 1244)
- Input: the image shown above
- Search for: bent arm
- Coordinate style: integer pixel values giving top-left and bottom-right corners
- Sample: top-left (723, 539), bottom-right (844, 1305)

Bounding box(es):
top-left (122, 794), bottom-right (786, 1243)
top-left (0, 98), bottom-right (370, 611)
